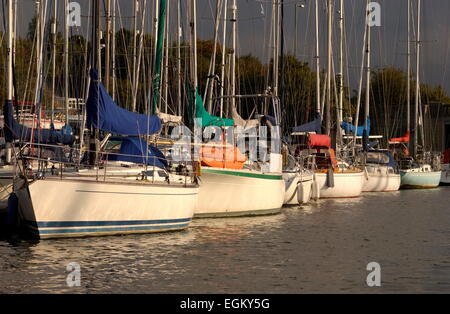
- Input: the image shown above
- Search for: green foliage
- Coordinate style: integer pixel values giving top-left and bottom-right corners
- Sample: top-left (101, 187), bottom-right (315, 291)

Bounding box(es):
top-left (1, 18), bottom-right (449, 134)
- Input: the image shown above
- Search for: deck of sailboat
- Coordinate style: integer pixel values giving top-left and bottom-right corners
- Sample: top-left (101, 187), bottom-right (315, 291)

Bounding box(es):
top-left (26, 165), bottom-right (198, 188)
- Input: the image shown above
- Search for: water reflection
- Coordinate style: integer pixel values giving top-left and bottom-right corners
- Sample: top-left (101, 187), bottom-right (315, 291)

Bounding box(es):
top-left (0, 187), bottom-right (449, 293)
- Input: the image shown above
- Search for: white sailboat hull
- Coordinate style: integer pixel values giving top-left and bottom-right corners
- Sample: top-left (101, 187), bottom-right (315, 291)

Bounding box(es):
top-left (283, 171), bottom-right (314, 205)
top-left (14, 178), bottom-right (198, 239)
top-left (363, 165), bottom-right (401, 192)
top-left (195, 167), bottom-right (285, 217)
top-left (315, 171), bottom-right (364, 198)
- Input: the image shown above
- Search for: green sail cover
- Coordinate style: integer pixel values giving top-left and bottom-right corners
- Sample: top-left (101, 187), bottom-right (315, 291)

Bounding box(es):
top-left (188, 86), bottom-right (234, 127)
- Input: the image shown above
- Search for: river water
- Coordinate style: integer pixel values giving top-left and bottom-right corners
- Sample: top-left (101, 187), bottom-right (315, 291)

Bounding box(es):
top-left (0, 187), bottom-right (449, 294)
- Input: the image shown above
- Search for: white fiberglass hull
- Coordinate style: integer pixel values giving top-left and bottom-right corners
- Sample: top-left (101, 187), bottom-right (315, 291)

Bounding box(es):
top-left (315, 171), bottom-right (364, 199)
top-left (283, 170), bottom-right (314, 205)
top-left (363, 165), bottom-right (401, 192)
top-left (195, 167), bottom-right (285, 217)
top-left (14, 178), bottom-right (198, 239)
top-left (441, 164), bottom-right (450, 185)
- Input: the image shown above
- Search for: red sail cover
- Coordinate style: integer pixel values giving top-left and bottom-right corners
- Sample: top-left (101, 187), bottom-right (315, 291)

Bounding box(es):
top-left (443, 149), bottom-right (450, 164)
top-left (308, 134), bottom-right (331, 148)
top-left (389, 130), bottom-right (410, 143)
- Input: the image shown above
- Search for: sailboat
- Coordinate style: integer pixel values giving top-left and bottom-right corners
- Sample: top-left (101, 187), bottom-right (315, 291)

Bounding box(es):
top-left (293, 0), bottom-right (364, 199)
top-left (390, 0), bottom-right (441, 189)
top-left (11, 0), bottom-right (198, 239)
top-left (191, 0), bottom-right (285, 217)
top-left (347, 4), bottom-right (401, 193)
top-left (278, 0), bottom-right (314, 206)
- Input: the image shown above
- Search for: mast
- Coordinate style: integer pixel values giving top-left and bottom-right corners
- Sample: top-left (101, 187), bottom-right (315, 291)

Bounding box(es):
top-left (36, 1), bottom-right (41, 103)
top-left (131, 0), bottom-right (138, 111)
top-left (406, 0), bottom-right (411, 134)
top-left (112, 0), bottom-right (116, 100)
top-left (315, 0), bottom-right (321, 117)
top-left (64, 0), bottom-right (69, 125)
top-left (352, 3), bottom-right (368, 153)
top-left (89, 0), bottom-right (101, 166)
top-left (188, 0), bottom-right (198, 124)
top-left (151, 0), bottom-right (167, 114)
top-left (364, 3), bottom-right (371, 135)
top-left (134, 0), bottom-right (148, 113)
top-left (413, 0), bottom-right (421, 158)
top-left (5, 0), bottom-right (13, 163)
top-left (325, 0), bottom-right (333, 136)
top-left (280, 0), bottom-right (285, 111)
top-left (205, 0), bottom-right (223, 113)
top-left (230, 0), bottom-right (237, 111)
top-left (189, 0), bottom-right (198, 89)
top-left (219, 0), bottom-right (228, 118)
top-left (163, 0), bottom-right (170, 114)
top-left (272, 0), bottom-right (279, 98)
top-left (51, 0), bottom-right (57, 124)
top-left (337, 0), bottom-right (344, 148)
top-left (105, 0), bottom-right (111, 92)
top-left (176, 0), bottom-right (182, 116)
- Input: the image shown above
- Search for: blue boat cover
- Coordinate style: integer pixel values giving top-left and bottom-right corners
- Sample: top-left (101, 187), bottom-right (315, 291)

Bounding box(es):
top-left (108, 137), bottom-right (168, 169)
top-left (367, 150), bottom-right (397, 168)
top-left (262, 115), bottom-right (278, 126)
top-left (87, 69), bottom-right (162, 136)
top-left (3, 99), bottom-right (74, 145)
top-left (293, 113), bottom-right (322, 134)
top-left (341, 118), bottom-right (371, 137)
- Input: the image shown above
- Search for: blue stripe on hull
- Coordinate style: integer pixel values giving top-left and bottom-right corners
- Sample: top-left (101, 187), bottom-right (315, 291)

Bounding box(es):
top-left (25, 218), bottom-right (192, 228)
top-left (23, 219), bottom-right (192, 239)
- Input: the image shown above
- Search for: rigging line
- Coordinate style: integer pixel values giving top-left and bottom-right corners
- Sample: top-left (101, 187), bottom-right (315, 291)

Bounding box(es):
top-left (116, 1), bottom-right (133, 108)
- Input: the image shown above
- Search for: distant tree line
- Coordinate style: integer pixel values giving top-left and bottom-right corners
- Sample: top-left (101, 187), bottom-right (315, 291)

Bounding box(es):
top-left (0, 21), bottom-right (449, 140)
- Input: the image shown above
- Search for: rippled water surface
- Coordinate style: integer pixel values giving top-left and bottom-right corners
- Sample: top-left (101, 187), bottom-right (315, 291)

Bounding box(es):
top-left (1, 187), bottom-right (449, 293)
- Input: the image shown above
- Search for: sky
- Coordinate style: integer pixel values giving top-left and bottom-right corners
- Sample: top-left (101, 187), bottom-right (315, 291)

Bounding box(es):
top-left (8, 0), bottom-right (450, 96)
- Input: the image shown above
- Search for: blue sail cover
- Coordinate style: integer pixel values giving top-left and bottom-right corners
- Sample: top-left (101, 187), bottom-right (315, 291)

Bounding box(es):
top-left (3, 99), bottom-right (74, 145)
top-left (367, 150), bottom-right (397, 168)
top-left (293, 113), bottom-right (322, 133)
top-left (87, 69), bottom-right (161, 136)
top-left (341, 118), bottom-right (371, 137)
top-left (108, 137), bottom-right (168, 169)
